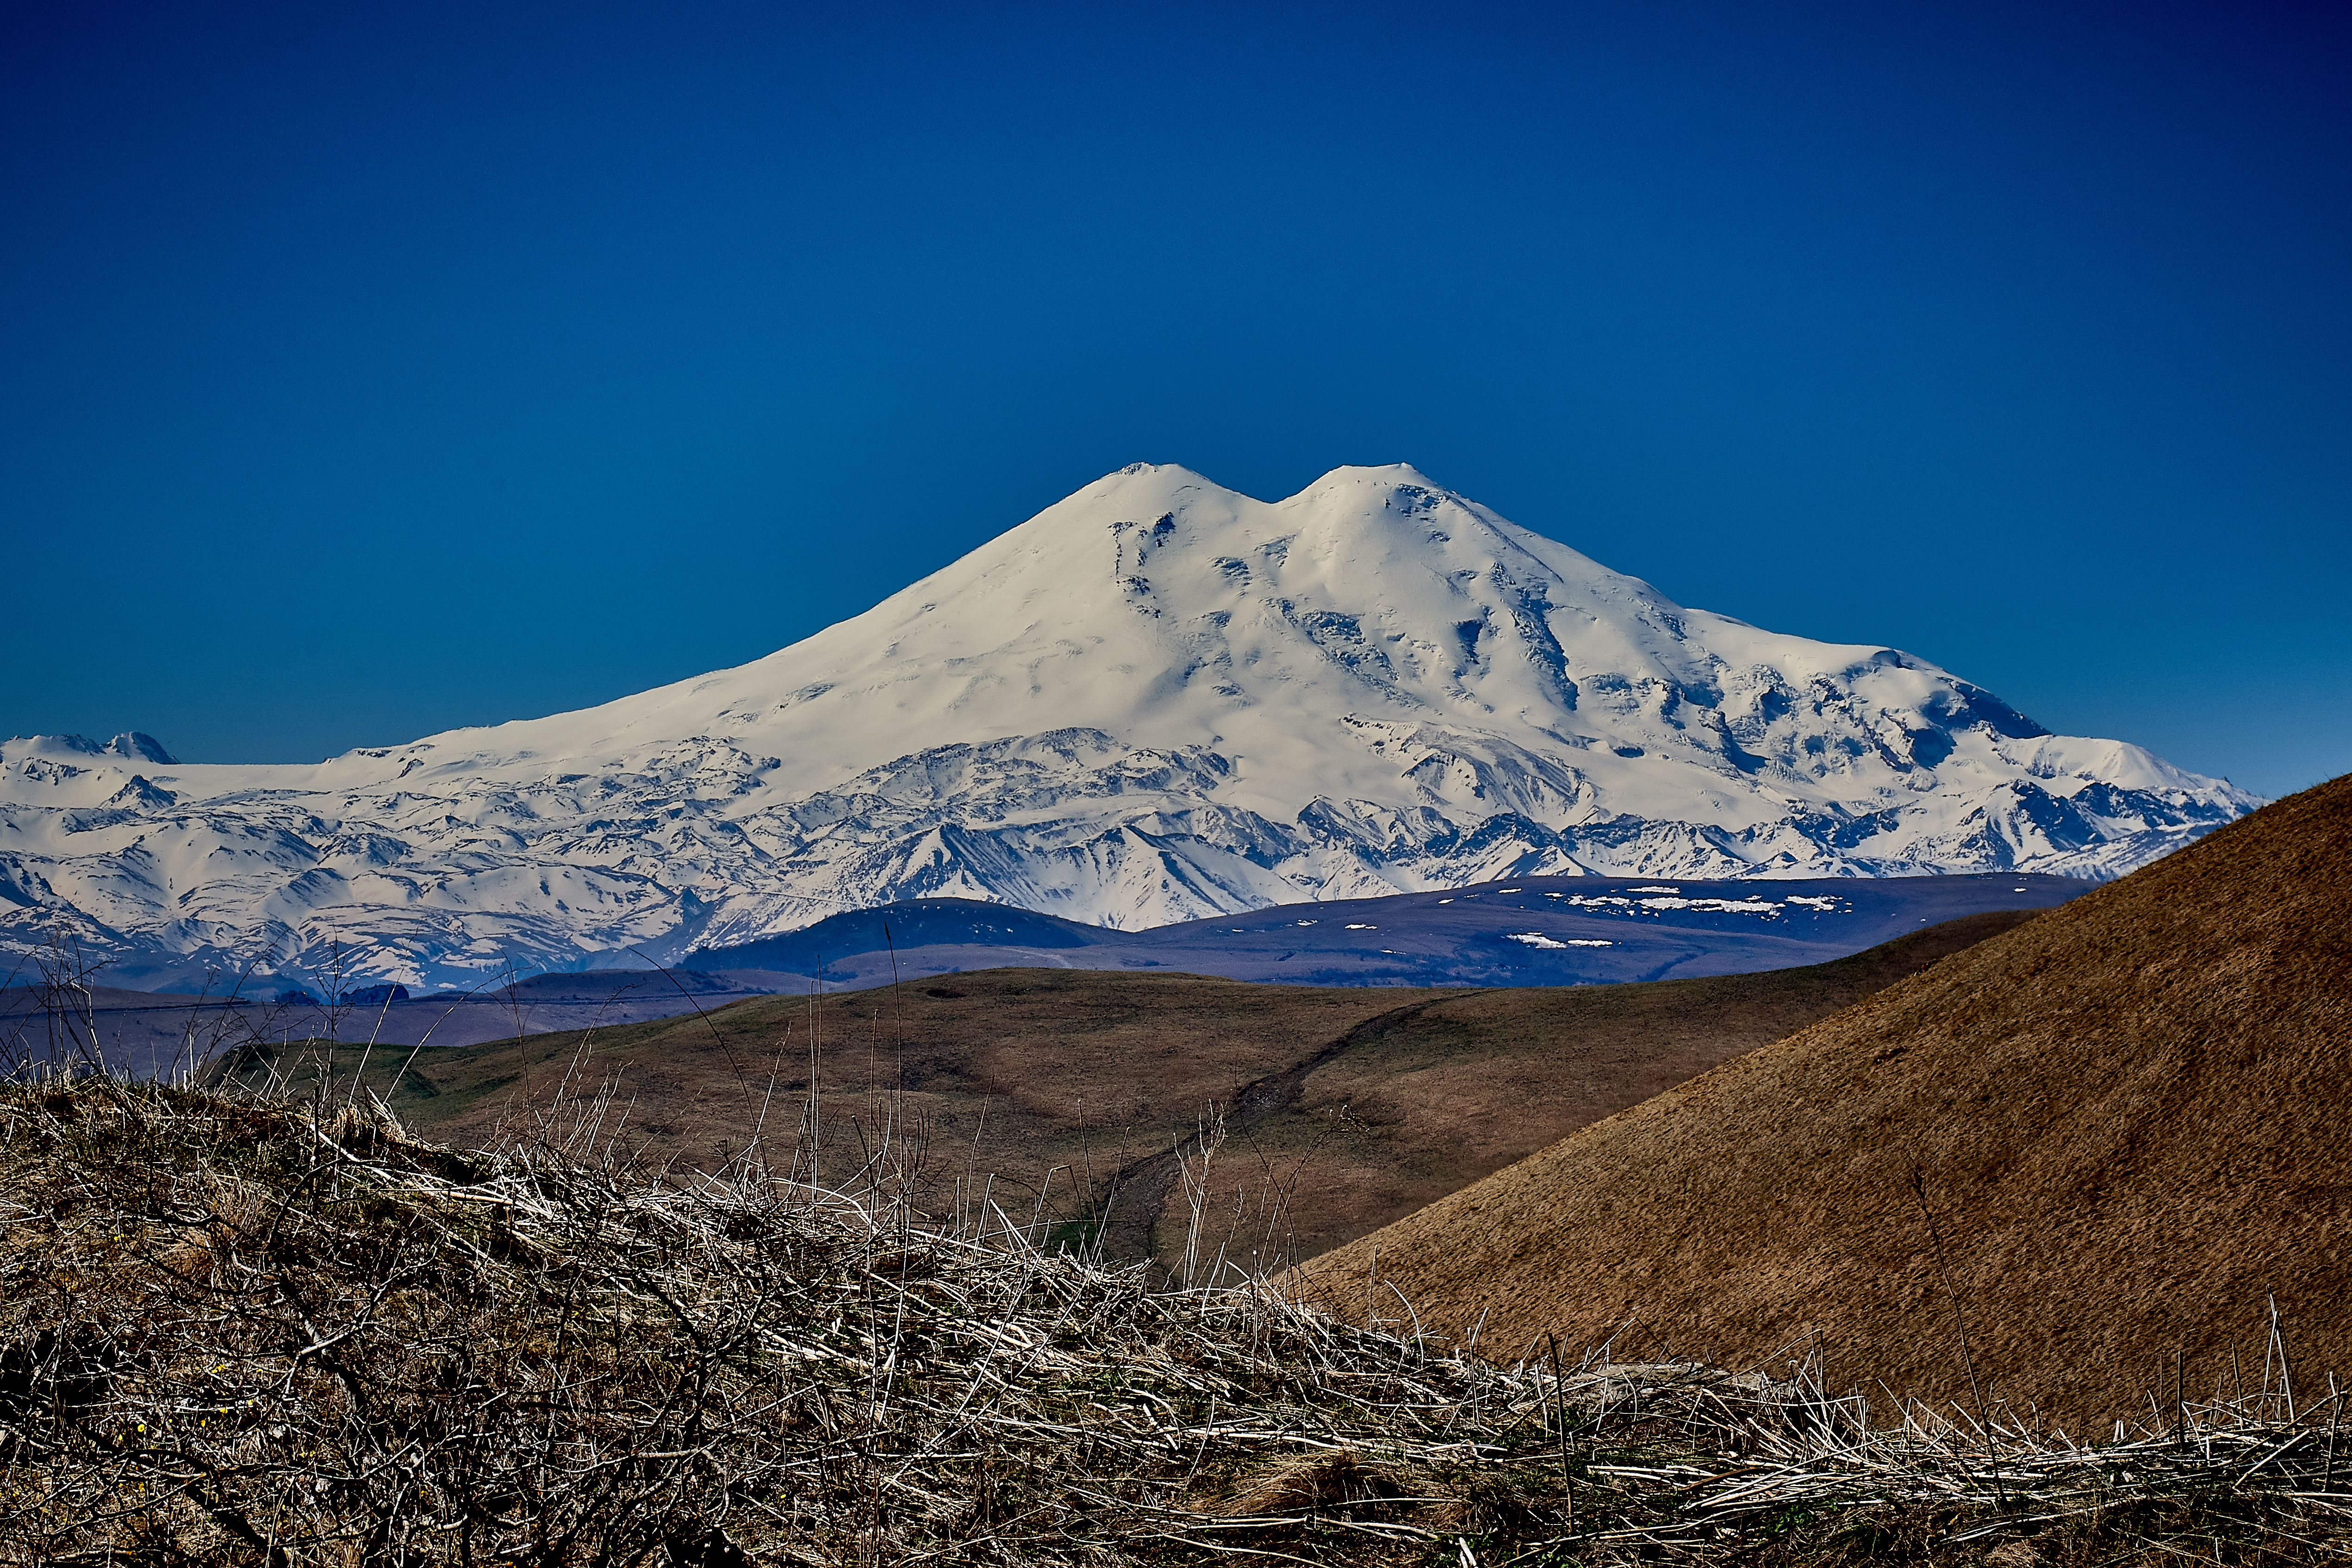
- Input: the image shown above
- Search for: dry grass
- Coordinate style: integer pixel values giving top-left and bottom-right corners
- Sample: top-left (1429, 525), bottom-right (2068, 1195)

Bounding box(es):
top-left (5, 1074), bottom-right (2352, 1566)
top-left (199, 911), bottom-right (2041, 1287)
top-left (1291, 774), bottom-right (2352, 1432)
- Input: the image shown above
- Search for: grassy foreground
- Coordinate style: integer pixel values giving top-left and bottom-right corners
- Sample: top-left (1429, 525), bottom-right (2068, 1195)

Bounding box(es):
top-left (2, 1076), bottom-right (2349, 1565)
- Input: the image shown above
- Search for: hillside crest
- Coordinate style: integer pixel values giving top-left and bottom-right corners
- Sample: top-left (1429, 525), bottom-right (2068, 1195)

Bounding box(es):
top-left (1291, 772), bottom-right (2352, 1429)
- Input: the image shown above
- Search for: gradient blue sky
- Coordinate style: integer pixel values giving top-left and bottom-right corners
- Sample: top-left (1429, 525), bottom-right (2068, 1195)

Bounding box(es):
top-left (4, 0), bottom-right (2346, 799)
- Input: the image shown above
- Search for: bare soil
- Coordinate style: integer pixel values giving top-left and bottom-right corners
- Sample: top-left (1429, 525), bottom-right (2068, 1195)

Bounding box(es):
top-left (1290, 775), bottom-right (2352, 1433)
top-left (219, 910), bottom-right (2031, 1280)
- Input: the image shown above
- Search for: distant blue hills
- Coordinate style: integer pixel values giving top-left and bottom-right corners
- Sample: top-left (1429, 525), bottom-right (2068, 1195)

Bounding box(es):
top-left (677, 871), bottom-right (2092, 990)
top-left (6, 873), bottom-right (2092, 1073)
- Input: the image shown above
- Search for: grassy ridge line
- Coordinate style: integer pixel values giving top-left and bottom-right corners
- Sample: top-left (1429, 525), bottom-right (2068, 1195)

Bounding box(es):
top-left (4, 1076), bottom-right (2351, 1567)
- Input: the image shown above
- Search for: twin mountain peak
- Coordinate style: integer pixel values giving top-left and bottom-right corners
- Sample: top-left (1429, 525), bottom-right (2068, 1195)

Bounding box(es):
top-left (0, 463), bottom-right (2258, 990)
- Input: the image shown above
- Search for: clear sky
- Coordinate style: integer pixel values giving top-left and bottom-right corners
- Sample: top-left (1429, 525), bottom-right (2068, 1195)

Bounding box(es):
top-left (4, 0), bottom-right (2346, 800)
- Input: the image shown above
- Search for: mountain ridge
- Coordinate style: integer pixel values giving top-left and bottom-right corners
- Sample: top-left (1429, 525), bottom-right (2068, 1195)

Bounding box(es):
top-left (0, 463), bottom-right (2255, 989)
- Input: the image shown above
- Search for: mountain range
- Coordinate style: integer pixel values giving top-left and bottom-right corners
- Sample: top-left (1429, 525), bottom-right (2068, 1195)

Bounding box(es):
top-left (0, 463), bottom-right (2257, 991)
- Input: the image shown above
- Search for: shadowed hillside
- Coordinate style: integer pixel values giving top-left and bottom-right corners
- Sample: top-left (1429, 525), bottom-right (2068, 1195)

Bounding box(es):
top-left (1292, 774), bottom-right (2352, 1432)
top-left (212, 911), bottom-right (2035, 1279)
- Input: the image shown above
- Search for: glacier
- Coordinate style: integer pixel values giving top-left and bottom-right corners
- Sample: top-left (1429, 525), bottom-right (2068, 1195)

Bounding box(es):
top-left (0, 463), bottom-right (2259, 991)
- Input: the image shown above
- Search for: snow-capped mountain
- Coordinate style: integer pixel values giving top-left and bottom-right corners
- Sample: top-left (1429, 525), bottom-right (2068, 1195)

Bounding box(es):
top-left (1, 463), bottom-right (2258, 991)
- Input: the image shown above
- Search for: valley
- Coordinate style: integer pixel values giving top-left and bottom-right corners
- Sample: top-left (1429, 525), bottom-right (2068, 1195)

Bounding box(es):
top-left (215, 908), bottom-right (2037, 1279)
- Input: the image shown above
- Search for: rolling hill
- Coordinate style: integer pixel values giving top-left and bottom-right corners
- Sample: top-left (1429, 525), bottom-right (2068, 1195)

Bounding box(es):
top-left (214, 908), bottom-right (2038, 1278)
top-left (1290, 773), bottom-right (2352, 1431)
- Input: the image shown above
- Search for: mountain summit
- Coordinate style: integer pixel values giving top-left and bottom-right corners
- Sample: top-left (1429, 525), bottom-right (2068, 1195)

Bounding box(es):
top-left (0, 464), bottom-right (2255, 989)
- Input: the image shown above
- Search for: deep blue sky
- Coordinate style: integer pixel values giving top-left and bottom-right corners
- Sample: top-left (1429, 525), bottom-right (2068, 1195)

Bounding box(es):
top-left (4, 0), bottom-right (2346, 799)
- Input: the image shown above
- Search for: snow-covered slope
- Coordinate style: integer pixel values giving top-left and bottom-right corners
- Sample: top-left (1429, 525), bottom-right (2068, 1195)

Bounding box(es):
top-left (0, 463), bottom-right (2258, 990)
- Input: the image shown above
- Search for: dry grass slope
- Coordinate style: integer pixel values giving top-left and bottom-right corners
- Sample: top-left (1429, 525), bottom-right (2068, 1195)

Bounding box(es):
top-left (212, 912), bottom-right (2036, 1282)
top-left (1293, 774), bottom-right (2352, 1433)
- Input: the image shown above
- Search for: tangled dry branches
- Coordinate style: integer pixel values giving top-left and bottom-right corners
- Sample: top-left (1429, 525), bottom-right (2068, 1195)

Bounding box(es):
top-left (2, 1077), bottom-right (2349, 1566)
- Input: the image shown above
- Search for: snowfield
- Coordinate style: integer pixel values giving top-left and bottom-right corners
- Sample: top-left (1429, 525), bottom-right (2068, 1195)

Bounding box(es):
top-left (0, 463), bottom-right (2258, 990)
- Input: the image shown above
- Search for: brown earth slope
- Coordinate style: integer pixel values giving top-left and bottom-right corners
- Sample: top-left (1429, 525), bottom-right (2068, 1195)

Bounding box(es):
top-left (1292, 775), bottom-right (2352, 1433)
top-left (215, 911), bottom-right (2028, 1279)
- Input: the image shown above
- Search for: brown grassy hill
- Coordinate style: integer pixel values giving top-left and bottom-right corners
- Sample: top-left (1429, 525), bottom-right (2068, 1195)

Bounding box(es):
top-left (213, 910), bottom-right (2028, 1279)
top-left (1291, 775), bottom-right (2352, 1433)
